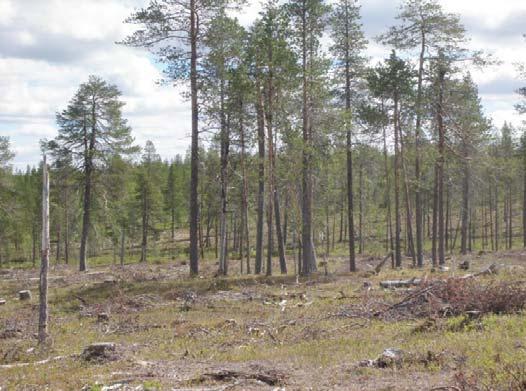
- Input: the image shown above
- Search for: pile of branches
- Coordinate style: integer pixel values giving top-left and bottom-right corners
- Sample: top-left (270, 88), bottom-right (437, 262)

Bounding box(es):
top-left (376, 278), bottom-right (526, 320)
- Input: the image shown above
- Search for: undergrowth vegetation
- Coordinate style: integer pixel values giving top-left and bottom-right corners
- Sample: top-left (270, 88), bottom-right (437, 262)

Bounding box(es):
top-left (1, 254), bottom-right (526, 389)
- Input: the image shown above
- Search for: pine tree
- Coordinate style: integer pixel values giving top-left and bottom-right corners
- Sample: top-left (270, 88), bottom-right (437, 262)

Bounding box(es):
top-left (330, 0), bottom-right (367, 272)
top-left (252, 0), bottom-right (298, 275)
top-left (136, 141), bottom-right (163, 263)
top-left (287, 0), bottom-right (330, 275)
top-left (123, 0), bottom-right (245, 276)
top-left (368, 52), bottom-right (415, 268)
top-left (379, 0), bottom-right (466, 267)
top-left (0, 137), bottom-right (14, 266)
top-left (46, 76), bottom-right (136, 271)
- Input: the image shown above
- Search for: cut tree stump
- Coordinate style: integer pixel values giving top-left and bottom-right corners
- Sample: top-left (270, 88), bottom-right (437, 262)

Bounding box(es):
top-left (358, 348), bottom-right (406, 369)
top-left (97, 313), bottom-right (110, 323)
top-left (81, 342), bottom-right (118, 362)
top-left (0, 299), bottom-right (6, 305)
top-left (458, 260), bottom-right (470, 270)
top-left (19, 290), bottom-right (32, 301)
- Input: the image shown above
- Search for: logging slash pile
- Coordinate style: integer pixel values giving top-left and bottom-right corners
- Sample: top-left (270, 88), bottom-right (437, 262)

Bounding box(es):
top-left (333, 265), bottom-right (526, 322)
top-left (378, 278), bottom-right (526, 320)
top-left (374, 267), bottom-right (526, 321)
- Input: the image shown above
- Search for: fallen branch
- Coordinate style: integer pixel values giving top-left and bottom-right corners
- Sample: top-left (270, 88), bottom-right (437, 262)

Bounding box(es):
top-left (375, 252), bottom-right (393, 274)
top-left (375, 283), bottom-right (438, 317)
top-left (380, 277), bottom-right (422, 289)
top-left (202, 368), bottom-right (286, 386)
top-left (459, 263), bottom-right (498, 279)
top-left (74, 295), bottom-right (88, 305)
top-left (380, 264), bottom-right (498, 289)
top-left (0, 354), bottom-right (74, 369)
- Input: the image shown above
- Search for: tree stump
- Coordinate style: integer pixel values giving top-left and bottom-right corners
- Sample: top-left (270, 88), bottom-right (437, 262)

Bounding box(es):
top-left (97, 313), bottom-right (110, 323)
top-left (0, 299), bottom-right (6, 305)
top-left (81, 342), bottom-right (118, 362)
top-left (459, 260), bottom-right (470, 270)
top-left (19, 290), bottom-right (32, 301)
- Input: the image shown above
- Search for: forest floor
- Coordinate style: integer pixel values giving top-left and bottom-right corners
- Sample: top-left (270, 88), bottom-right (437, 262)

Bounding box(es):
top-left (2, 251), bottom-right (526, 390)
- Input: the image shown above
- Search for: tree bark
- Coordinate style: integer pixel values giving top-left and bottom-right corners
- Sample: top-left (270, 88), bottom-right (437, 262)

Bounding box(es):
top-left (218, 80), bottom-right (229, 276)
top-left (414, 31), bottom-right (426, 268)
top-left (495, 182), bottom-right (499, 251)
top-left (508, 183), bottom-right (513, 249)
top-left (64, 179), bottom-right (69, 265)
top-left (432, 164), bottom-right (438, 267)
top-left (383, 123), bottom-right (394, 267)
top-left (523, 146), bottom-right (526, 247)
top-left (120, 226), bottom-right (125, 267)
top-left (393, 94), bottom-right (402, 268)
top-left (437, 61), bottom-right (446, 265)
top-left (189, 0), bottom-right (200, 276)
top-left (140, 187), bottom-right (148, 263)
top-left (399, 119), bottom-right (415, 265)
top-left (55, 222), bottom-right (61, 264)
top-left (255, 78), bottom-right (265, 275)
top-left (274, 189), bottom-right (287, 274)
top-left (344, 4), bottom-right (356, 272)
top-left (359, 159), bottom-right (364, 255)
top-left (460, 143), bottom-right (470, 255)
top-left (301, 2), bottom-right (315, 275)
top-left (79, 111), bottom-right (96, 272)
top-left (489, 184), bottom-right (495, 251)
top-left (239, 100), bottom-right (250, 274)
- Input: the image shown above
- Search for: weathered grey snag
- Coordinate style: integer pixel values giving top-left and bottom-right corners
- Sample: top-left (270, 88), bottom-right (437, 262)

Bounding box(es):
top-left (38, 155), bottom-right (50, 345)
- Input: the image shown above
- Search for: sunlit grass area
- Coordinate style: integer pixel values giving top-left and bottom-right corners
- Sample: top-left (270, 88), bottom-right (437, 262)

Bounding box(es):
top-left (2, 250), bottom-right (526, 389)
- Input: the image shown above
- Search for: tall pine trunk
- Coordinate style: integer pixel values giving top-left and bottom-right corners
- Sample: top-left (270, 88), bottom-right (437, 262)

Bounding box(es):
top-left (189, 0), bottom-right (199, 276)
top-left (432, 164), bottom-right (438, 267)
top-left (344, 7), bottom-right (356, 272)
top-left (301, 4), bottom-right (315, 275)
top-left (255, 78), bottom-right (265, 275)
top-left (436, 60), bottom-right (446, 266)
top-left (140, 191), bottom-right (148, 263)
top-left (239, 101), bottom-right (250, 274)
top-left (383, 123), bottom-right (394, 267)
top-left (393, 94), bottom-right (402, 268)
top-left (274, 189), bottom-right (287, 274)
top-left (219, 81), bottom-right (229, 276)
top-left (79, 117), bottom-right (95, 272)
top-left (399, 120), bottom-right (415, 264)
top-left (414, 32), bottom-right (426, 268)
top-left (523, 143), bottom-right (526, 247)
top-left (461, 142), bottom-right (470, 255)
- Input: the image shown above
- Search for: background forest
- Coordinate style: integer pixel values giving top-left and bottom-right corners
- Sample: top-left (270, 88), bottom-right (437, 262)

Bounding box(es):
top-left (0, 0), bottom-right (525, 277)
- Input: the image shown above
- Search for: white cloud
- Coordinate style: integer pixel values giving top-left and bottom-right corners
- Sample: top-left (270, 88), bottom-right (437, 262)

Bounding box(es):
top-left (0, 0), bottom-right (15, 26)
top-left (441, 0), bottom-right (526, 27)
top-left (1, 0), bottom-right (526, 168)
top-left (0, 0), bottom-right (190, 167)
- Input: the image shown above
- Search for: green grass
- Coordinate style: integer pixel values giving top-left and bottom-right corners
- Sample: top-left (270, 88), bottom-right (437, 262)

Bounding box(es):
top-left (2, 253), bottom-right (526, 389)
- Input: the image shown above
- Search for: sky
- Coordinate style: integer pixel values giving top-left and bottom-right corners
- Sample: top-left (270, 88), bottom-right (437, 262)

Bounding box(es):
top-left (1, 0), bottom-right (526, 169)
